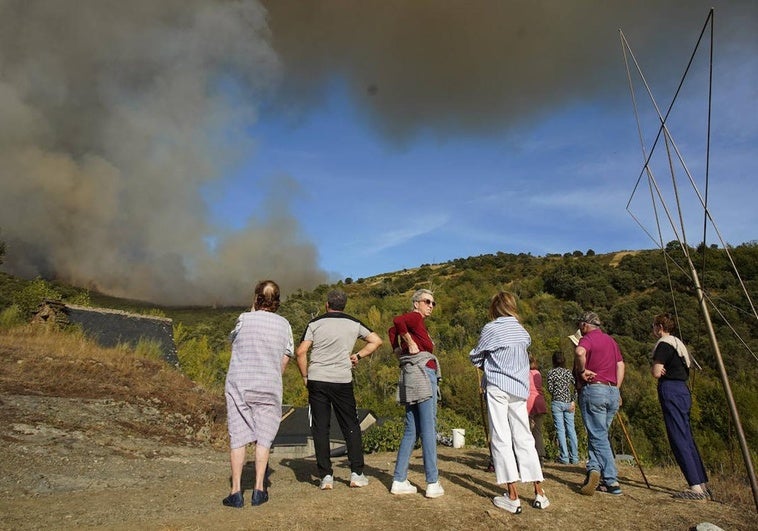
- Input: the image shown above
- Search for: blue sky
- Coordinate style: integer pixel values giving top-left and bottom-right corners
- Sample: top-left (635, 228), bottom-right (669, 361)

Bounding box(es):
top-left (2, 1), bottom-right (755, 305)
top-left (210, 41), bottom-right (756, 282)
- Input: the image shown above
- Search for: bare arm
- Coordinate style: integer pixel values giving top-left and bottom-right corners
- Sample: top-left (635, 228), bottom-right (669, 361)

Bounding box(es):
top-left (574, 345), bottom-right (596, 382)
top-left (350, 332), bottom-right (383, 366)
top-left (616, 360), bottom-right (625, 389)
top-left (651, 362), bottom-right (666, 379)
top-left (616, 360), bottom-right (625, 407)
top-left (295, 340), bottom-right (312, 385)
top-left (281, 355), bottom-right (290, 374)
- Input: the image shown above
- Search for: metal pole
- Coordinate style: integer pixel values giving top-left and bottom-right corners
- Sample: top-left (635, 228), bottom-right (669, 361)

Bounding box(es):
top-left (685, 252), bottom-right (758, 511)
top-left (615, 412), bottom-right (650, 489)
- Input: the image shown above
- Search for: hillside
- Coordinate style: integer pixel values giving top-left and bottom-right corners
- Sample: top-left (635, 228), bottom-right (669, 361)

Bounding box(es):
top-left (2, 244), bottom-right (757, 470)
top-left (1, 326), bottom-right (756, 530)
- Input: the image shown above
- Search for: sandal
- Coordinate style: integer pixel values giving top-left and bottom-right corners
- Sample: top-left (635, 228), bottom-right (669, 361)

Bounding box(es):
top-left (672, 488), bottom-right (708, 500)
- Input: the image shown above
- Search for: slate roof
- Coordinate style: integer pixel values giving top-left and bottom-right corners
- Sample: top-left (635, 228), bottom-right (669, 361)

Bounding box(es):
top-left (34, 300), bottom-right (179, 367)
top-left (275, 405), bottom-right (376, 447)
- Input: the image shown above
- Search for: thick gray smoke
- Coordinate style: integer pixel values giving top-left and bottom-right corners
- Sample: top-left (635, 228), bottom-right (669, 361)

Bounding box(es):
top-left (261, 0), bottom-right (756, 142)
top-left (0, 0), bottom-right (327, 305)
top-left (1, 1), bottom-right (755, 304)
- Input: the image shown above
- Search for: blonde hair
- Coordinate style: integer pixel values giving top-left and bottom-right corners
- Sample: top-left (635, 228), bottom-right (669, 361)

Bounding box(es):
top-left (489, 291), bottom-right (520, 321)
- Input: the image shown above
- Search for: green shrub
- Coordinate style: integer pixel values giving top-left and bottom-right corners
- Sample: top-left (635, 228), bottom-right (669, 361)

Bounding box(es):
top-left (436, 406), bottom-right (487, 447)
top-left (68, 291), bottom-right (91, 307)
top-left (176, 334), bottom-right (227, 389)
top-left (361, 405), bottom-right (488, 455)
top-left (0, 304), bottom-right (24, 329)
top-left (362, 417), bottom-right (406, 454)
top-left (12, 278), bottom-right (61, 317)
top-left (132, 338), bottom-right (164, 361)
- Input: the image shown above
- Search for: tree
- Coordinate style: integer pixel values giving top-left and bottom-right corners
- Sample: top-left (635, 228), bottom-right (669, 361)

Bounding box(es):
top-left (13, 278), bottom-right (62, 317)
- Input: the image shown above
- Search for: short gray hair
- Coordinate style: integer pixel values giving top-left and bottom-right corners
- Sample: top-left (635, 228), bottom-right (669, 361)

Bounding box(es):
top-left (411, 289), bottom-right (434, 308)
top-left (327, 290), bottom-right (348, 311)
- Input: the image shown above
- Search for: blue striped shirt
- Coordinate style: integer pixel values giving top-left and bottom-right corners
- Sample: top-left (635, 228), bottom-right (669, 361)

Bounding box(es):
top-left (469, 316), bottom-right (531, 399)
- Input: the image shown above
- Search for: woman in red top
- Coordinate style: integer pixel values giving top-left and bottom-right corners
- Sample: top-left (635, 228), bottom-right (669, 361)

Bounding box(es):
top-left (390, 289), bottom-right (443, 499)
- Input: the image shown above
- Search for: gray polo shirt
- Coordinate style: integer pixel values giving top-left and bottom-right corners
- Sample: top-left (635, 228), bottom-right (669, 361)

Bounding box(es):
top-left (301, 312), bottom-right (372, 384)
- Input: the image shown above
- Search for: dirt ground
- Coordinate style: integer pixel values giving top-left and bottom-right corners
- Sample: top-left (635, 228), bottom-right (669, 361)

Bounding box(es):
top-left (1, 394), bottom-right (756, 531)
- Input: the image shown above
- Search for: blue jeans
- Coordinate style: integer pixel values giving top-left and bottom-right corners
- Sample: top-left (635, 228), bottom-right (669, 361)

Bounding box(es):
top-left (551, 400), bottom-right (579, 464)
top-left (579, 383), bottom-right (620, 486)
top-left (393, 367), bottom-right (438, 484)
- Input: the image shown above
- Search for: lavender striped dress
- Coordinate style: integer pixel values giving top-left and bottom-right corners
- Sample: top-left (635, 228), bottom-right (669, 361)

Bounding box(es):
top-left (225, 310), bottom-right (294, 449)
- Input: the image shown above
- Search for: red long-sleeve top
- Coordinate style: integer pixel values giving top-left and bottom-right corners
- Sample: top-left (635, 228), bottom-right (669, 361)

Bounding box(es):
top-left (392, 311), bottom-right (434, 354)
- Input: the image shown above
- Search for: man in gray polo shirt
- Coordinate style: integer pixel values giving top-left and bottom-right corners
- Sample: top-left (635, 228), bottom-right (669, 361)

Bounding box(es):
top-left (295, 289), bottom-right (383, 490)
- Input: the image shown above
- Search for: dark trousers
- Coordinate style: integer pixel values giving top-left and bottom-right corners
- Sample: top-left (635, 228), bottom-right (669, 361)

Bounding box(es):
top-left (658, 379), bottom-right (708, 486)
top-left (307, 380), bottom-right (364, 478)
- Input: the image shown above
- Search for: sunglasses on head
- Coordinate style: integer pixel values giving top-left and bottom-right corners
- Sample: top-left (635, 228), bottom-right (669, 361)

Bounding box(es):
top-left (420, 299), bottom-right (436, 307)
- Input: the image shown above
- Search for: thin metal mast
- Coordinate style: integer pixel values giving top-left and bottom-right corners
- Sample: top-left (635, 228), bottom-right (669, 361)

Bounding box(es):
top-left (621, 8), bottom-right (758, 512)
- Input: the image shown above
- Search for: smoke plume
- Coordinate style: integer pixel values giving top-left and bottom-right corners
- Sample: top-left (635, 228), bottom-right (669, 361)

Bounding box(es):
top-left (261, 0), bottom-right (756, 142)
top-left (0, 0), bottom-right (327, 305)
top-left (1, 1), bottom-right (755, 304)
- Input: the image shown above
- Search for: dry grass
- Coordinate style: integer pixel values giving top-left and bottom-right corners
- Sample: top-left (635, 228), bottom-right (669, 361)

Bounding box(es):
top-left (2, 323), bottom-right (757, 527)
top-left (0, 323), bottom-right (227, 444)
top-left (609, 250), bottom-right (640, 267)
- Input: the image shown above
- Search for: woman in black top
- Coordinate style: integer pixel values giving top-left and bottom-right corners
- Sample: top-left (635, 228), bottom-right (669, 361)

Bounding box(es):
top-left (651, 313), bottom-right (710, 500)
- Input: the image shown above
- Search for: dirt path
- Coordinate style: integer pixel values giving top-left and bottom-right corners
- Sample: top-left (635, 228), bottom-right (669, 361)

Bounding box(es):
top-left (1, 394), bottom-right (756, 530)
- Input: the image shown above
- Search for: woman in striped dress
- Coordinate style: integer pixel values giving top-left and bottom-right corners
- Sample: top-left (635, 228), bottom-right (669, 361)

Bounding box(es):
top-left (470, 291), bottom-right (549, 514)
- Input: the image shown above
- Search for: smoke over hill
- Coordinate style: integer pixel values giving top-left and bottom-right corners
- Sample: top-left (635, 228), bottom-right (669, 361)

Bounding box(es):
top-left (1, 1), bottom-right (755, 304)
top-left (0, 1), bottom-right (326, 305)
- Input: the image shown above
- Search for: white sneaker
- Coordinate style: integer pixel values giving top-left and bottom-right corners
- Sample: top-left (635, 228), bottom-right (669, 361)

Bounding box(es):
top-left (532, 492), bottom-right (550, 509)
top-left (319, 475), bottom-right (333, 490)
top-left (390, 479), bottom-right (417, 495)
top-left (425, 481), bottom-right (445, 498)
top-left (350, 472), bottom-right (369, 488)
top-left (493, 495), bottom-right (522, 514)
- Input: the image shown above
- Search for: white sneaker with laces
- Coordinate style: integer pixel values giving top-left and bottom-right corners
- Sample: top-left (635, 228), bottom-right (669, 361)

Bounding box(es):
top-left (319, 475), bottom-right (333, 490)
top-left (493, 495), bottom-right (522, 514)
top-left (532, 492), bottom-right (550, 509)
top-left (390, 479), bottom-right (417, 495)
top-left (350, 472), bottom-right (369, 488)
top-left (425, 481), bottom-right (445, 498)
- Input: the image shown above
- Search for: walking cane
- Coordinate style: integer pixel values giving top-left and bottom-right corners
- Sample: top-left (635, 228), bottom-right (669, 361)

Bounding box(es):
top-left (615, 411), bottom-right (650, 488)
top-left (476, 368), bottom-right (494, 470)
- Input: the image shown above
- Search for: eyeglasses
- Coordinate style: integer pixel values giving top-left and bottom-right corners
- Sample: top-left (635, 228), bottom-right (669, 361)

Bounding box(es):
top-left (419, 299), bottom-right (436, 307)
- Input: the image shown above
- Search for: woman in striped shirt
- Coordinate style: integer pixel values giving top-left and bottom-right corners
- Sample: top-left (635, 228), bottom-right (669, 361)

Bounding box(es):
top-left (470, 292), bottom-right (549, 514)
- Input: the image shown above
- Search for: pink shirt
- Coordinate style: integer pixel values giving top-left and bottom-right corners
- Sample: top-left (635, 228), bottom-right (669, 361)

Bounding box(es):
top-left (578, 328), bottom-right (623, 385)
top-left (527, 369), bottom-right (547, 414)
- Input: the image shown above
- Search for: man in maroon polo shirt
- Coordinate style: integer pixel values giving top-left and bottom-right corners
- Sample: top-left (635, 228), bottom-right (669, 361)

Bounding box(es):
top-left (574, 311), bottom-right (625, 496)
